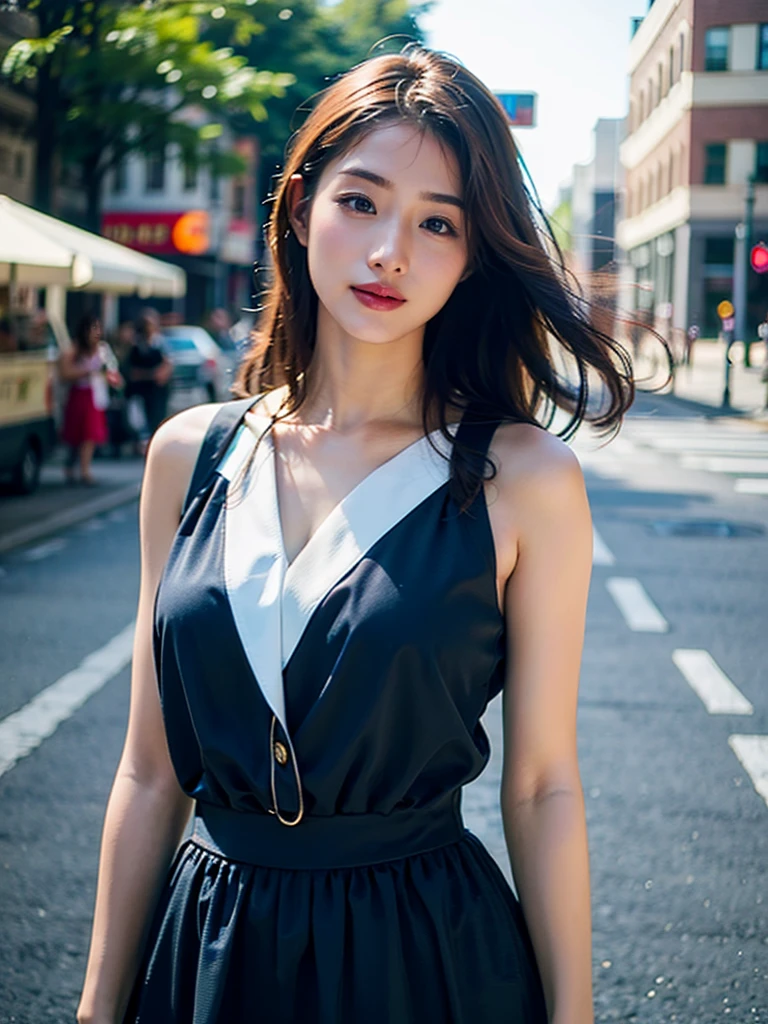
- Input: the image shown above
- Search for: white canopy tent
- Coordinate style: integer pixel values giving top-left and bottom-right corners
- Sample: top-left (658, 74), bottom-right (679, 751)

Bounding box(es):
top-left (0, 198), bottom-right (93, 288)
top-left (0, 194), bottom-right (186, 298)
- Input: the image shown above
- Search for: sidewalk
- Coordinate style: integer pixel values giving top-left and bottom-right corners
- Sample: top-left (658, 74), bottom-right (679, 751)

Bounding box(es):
top-left (667, 338), bottom-right (768, 419)
top-left (0, 448), bottom-right (144, 554)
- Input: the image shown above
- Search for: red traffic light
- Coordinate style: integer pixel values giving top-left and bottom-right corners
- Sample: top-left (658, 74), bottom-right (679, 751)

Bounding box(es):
top-left (751, 242), bottom-right (768, 274)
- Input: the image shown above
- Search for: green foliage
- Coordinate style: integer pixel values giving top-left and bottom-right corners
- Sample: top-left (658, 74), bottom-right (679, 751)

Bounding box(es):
top-left (1, 0), bottom-right (295, 215)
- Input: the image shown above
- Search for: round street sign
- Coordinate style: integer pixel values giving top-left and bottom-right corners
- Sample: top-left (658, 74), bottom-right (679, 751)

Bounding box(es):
top-left (717, 300), bottom-right (735, 319)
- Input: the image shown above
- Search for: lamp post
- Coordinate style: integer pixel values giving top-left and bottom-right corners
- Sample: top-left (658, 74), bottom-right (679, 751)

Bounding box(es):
top-left (733, 176), bottom-right (756, 365)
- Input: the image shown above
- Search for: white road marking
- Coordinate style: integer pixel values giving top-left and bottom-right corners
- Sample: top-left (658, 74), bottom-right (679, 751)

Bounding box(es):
top-left (672, 649), bottom-right (753, 715)
top-left (681, 456), bottom-right (768, 474)
top-left (606, 577), bottom-right (668, 632)
top-left (78, 518), bottom-right (105, 532)
top-left (735, 478), bottom-right (768, 495)
top-left (728, 735), bottom-right (768, 809)
top-left (0, 622), bottom-right (135, 779)
top-left (21, 538), bottom-right (68, 562)
top-left (592, 527), bottom-right (615, 566)
top-left (648, 438), bottom-right (768, 454)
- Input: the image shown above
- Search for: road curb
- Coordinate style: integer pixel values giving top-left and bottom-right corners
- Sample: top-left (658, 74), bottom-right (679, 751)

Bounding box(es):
top-left (0, 482), bottom-right (141, 555)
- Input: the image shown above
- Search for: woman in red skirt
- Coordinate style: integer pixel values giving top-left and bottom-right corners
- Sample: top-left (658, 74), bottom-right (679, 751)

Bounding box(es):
top-left (59, 314), bottom-right (121, 485)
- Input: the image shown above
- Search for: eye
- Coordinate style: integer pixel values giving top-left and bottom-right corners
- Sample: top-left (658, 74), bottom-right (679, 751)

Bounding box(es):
top-left (422, 216), bottom-right (458, 237)
top-left (336, 193), bottom-right (375, 214)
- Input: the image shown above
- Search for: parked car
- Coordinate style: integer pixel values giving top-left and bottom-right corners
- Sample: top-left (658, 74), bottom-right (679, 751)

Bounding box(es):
top-left (162, 325), bottom-right (238, 404)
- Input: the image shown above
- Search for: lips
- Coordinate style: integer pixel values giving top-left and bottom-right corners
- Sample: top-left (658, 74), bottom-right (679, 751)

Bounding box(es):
top-left (350, 282), bottom-right (406, 312)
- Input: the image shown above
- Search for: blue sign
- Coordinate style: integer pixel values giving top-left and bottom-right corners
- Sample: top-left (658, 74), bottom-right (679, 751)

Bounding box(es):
top-left (494, 93), bottom-right (537, 128)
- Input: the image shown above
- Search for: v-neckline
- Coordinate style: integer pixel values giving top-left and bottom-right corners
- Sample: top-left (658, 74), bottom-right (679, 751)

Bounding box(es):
top-left (221, 403), bottom-right (459, 737)
top-left (251, 410), bottom-right (447, 575)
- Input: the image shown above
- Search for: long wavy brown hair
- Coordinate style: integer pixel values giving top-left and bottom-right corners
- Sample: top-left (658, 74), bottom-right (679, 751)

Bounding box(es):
top-left (234, 42), bottom-right (635, 506)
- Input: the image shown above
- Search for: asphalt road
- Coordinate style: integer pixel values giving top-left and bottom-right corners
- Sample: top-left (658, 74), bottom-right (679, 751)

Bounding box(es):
top-left (1, 392), bottom-right (767, 1024)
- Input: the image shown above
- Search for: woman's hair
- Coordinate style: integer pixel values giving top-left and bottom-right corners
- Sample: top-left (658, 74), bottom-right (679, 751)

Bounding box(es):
top-left (74, 313), bottom-right (100, 357)
top-left (234, 42), bottom-right (636, 507)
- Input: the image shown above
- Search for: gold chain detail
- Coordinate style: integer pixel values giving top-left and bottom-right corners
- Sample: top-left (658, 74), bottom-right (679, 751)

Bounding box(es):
top-left (269, 715), bottom-right (304, 826)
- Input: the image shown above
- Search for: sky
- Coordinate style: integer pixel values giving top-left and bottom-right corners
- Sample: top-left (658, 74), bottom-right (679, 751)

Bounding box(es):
top-left (421, 0), bottom-right (647, 210)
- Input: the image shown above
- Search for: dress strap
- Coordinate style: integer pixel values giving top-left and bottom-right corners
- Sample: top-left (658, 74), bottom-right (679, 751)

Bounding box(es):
top-left (181, 395), bottom-right (263, 516)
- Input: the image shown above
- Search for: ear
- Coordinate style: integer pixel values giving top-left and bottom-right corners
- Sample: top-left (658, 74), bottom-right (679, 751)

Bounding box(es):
top-left (286, 173), bottom-right (310, 247)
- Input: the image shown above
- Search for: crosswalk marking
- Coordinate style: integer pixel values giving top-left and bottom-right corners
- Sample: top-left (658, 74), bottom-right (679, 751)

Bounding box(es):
top-left (681, 455), bottom-right (768, 474)
top-left (592, 527), bottom-right (615, 566)
top-left (728, 735), bottom-right (768, 809)
top-left (672, 649), bottom-right (753, 715)
top-left (734, 478), bottom-right (768, 495)
top-left (0, 623), bottom-right (135, 779)
top-left (606, 577), bottom-right (668, 632)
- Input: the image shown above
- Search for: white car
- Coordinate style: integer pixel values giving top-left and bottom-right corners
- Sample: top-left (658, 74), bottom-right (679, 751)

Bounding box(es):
top-left (162, 325), bottom-right (240, 405)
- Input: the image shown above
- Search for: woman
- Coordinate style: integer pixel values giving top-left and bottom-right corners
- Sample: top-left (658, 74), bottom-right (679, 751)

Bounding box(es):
top-left (125, 308), bottom-right (174, 446)
top-left (78, 44), bottom-right (633, 1024)
top-left (59, 314), bottom-right (121, 485)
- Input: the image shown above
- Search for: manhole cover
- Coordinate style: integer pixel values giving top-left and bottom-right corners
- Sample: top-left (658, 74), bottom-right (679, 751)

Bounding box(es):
top-left (649, 519), bottom-right (765, 538)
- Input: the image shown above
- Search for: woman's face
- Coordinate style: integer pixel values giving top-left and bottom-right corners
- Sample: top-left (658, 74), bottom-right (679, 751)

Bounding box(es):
top-left (293, 121), bottom-right (469, 346)
top-left (89, 321), bottom-right (102, 347)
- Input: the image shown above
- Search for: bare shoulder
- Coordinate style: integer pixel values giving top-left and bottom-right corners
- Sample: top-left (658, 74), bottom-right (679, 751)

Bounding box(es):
top-left (143, 401), bottom-right (228, 518)
top-left (486, 421), bottom-right (590, 550)
top-left (490, 421), bottom-right (585, 500)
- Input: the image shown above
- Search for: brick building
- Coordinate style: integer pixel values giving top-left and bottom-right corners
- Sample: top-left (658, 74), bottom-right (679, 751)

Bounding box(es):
top-left (617, 0), bottom-right (768, 337)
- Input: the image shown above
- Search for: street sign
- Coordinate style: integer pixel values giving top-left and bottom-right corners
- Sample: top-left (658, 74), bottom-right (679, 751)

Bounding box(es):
top-left (751, 242), bottom-right (768, 274)
top-left (494, 93), bottom-right (537, 128)
top-left (722, 316), bottom-right (735, 332)
top-left (717, 300), bottom-right (734, 319)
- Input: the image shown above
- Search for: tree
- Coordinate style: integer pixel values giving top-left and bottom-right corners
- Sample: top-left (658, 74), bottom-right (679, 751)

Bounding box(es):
top-left (206, 0), bottom-right (430, 224)
top-left (1, 0), bottom-right (294, 229)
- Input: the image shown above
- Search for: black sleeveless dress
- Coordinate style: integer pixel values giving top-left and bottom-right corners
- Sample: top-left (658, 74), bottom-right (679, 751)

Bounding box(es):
top-left (125, 396), bottom-right (548, 1023)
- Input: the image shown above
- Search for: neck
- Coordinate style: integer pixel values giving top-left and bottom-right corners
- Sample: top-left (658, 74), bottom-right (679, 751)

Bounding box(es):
top-left (299, 304), bottom-right (427, 433)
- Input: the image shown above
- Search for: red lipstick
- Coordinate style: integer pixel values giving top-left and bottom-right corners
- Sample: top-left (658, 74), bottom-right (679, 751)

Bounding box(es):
top-left (351, 282), bottom-right (406, 311)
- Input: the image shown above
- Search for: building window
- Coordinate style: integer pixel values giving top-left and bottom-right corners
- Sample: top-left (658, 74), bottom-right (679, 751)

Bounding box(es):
top-left (0, 146), bottom-right (9, 175)
top-left (756, 142), bottom-right (768, 184)
top-left (759, 25), bottom-right (768, 70)
top-left (14, 151), bottom-right (24, 180)
top-left (669, 45), bottom-right (676, 87)
top-left (145, 147), bottom-right (166, 192)
top-left (704, 142), bottom-right (727, 184)
top-left (704, 27), bottom-right (730, 72)
top-left (668, 151), bottom-right (675, 191)
top-left (183, 162), bottom-right (198, 191)
top-left (113, 157), bottom-right (127, 193)
top-left (679, 31), bottom-right (686, 75)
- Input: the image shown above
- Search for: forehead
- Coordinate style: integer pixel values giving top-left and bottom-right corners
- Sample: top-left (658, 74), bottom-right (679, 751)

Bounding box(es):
top-left (323, 121), bottom-right (462, 196)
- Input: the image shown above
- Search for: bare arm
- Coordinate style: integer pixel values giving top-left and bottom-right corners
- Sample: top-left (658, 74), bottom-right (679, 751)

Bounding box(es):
top-left (58, 349), bottom-right (91, 383)
top-left (495, 431), bottom-right (594, 1024)
top-left (77, 403), bottom-right (221, 1024)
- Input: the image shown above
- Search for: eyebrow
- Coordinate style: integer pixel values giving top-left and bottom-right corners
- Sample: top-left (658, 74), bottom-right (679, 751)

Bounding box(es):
top-left (338, 168), bottom-right (465, 211)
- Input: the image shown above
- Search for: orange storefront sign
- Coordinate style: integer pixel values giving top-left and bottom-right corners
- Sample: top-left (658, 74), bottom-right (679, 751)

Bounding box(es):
top-left (102, 210), bottom-right (210, 255)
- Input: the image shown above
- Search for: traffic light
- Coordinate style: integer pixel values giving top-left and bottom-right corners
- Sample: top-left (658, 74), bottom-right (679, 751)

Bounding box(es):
top-left (751, 242), bottom-right (768, 274)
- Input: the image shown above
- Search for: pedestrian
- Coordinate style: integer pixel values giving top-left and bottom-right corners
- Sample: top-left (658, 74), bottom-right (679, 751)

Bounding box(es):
top-left (684, 323), bottom-right (699, 366)
top-left (58, 314), bottom-right (121, 485)
top-left (78, 44), bottom-right (634, 1024)
top-left (125, 308), bottom-right (174, 446)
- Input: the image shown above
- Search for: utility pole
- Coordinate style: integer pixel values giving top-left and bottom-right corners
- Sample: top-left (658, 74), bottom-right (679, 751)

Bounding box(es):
top-left (733, 176), bottom-right (756, 365)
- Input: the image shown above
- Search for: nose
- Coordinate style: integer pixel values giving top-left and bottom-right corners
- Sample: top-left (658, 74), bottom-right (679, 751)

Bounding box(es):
top-left (367, 216), bottom-right (409, 276)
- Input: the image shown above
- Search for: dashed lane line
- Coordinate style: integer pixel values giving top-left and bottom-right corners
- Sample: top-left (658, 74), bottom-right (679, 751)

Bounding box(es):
top-left (672, 649), bottom-right (754, 715)
top-left (592, 527), bottom-right (615, 566)
top-left (606, 577), bottom-right (668, 633)
top-left (728, 735), bottom-right (768, 810)
top-left (0, 622), bottom-right (135, 779)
